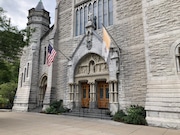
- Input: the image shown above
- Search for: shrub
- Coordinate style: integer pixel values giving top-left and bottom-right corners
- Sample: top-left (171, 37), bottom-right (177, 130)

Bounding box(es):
top-left (113, 105), bottom-right (147, 125)
top-left (45, 100), bottom-right (67, 114)
top-left (113, 110), bottom-right (126, 122)
top-left (123, 105), bottom-right (147, 125)
top-left (45, 106), bottom-right (57, 114)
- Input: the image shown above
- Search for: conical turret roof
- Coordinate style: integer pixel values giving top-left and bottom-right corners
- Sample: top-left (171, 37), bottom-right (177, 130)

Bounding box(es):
top-left (35, 0), bottom-right (45, 11)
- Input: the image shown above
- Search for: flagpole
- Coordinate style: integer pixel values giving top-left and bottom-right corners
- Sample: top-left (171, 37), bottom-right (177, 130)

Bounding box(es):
top-left (49, 40), bottom-right (71, 61)
top-left (102, 24), bottom-right (121, 53)
top-left (57, 49), bottom-right (71, 61)
top-left (102, 24), bottom-right (121, 74)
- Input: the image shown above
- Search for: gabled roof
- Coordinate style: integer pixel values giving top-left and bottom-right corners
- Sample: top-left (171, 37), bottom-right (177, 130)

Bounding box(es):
top-left (35, 0), bottom-right (45, 11)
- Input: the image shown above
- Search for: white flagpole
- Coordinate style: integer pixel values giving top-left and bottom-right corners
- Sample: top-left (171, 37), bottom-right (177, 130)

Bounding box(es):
top-left (49, 40), bottom-right (71, 61)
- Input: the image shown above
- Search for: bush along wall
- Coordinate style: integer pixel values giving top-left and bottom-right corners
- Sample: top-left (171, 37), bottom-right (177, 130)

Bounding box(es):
top-left (45, 100), bottom-right (68, 114)
top-left (113, 105), bottom-right (147, 125)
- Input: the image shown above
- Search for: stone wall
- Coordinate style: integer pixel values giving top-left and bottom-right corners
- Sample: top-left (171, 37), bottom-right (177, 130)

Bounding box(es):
top-left (56, 0), bottom-right (147, 110)
top-left (115, 0), bottom-right (147, 109)
top-left (143, 0), bottom-right (180, 128)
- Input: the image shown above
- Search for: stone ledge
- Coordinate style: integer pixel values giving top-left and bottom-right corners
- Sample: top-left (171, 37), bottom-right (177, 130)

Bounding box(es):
top-left (146, 116), bottom-right (180, 129)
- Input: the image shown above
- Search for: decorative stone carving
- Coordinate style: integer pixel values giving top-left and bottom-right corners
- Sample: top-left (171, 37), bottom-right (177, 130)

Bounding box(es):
top-left (85, 11), bottom-right (95, 50)
top-left (86, 31), bottom-right (92, 50)
top-left (89, 60), bottom-right (95, 73)
top-left (75, 54), bottom-right (108, 76)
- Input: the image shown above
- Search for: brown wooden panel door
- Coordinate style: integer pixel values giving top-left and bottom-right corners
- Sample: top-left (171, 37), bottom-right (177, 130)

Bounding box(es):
top-left (97, 82), bottom-right (109, 109)
top-left (81, 83), bottom-right (90, 108)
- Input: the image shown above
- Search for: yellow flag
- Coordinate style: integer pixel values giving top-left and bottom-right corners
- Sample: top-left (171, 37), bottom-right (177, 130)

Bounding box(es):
top-left (102, 26), bottom-right (111, 62)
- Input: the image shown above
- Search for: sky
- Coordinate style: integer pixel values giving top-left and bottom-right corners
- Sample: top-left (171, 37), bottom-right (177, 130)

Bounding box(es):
top-left (0, 0), bottom-right (56, 30)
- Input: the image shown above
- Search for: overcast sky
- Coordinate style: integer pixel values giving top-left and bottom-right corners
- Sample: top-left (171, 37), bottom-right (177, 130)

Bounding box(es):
top-left (0, 0), bottom-right (56, 30)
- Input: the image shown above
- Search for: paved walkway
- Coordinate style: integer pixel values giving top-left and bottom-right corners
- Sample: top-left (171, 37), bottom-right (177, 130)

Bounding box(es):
top-left (0, 111), bottom-right (179, 135)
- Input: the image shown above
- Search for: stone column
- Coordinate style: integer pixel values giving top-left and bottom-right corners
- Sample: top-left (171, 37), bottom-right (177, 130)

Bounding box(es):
top-left (92, 83), bottom-right (96, 102)
top-left (89, 82), bottom-right (96, 109)
top-left (114, 81), bottom-right (118, 103)
top-left (69, 83), bottom-right (77, 109)
top-left (110, 81), bottom-right (114, 103)
top-left (89, 83), bottom-right (93, 102)
top-left (109, 80), bottom-right (119, 115)
top-left (75, 83), bottom-right (80, 107)
top-left (108, 82), bottom-right (111, 103)
top-left (69, 83), bottom-right (73, 102)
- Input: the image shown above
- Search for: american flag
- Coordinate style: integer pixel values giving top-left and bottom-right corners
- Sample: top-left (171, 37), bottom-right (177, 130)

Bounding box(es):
top-left (47, 44), bottom-right (56, 66)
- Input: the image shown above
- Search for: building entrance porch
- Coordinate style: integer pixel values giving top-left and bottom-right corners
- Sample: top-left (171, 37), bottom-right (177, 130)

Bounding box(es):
top-left (70, 81), bottom-right (110, 109)
top-left (68, 53), bottom-right (119, 114)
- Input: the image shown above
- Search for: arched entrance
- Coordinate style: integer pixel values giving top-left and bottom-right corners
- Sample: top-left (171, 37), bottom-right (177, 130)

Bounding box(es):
top-left (39, 76), bottom-right (47, 107)
top-left (72, 53), bottom-right (110, 109)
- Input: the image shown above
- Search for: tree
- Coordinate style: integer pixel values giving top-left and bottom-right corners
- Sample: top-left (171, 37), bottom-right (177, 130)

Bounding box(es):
top-left (0, 82), bottom-right (17, 108)
top-left (0, 7), bottom-right (32, 108)
top-left (0, 60), bottom-right (19, 108)
top-left (0, 7), bottom-right (33, 61)
top-left (0, 60), bottom-right (19, 84)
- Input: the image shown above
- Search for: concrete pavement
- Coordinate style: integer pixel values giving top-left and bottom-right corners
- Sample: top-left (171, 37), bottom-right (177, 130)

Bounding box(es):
top-left (0, 111), bottom-right (179, 135)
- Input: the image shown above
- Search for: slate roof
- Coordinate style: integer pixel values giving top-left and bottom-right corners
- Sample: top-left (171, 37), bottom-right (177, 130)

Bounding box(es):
top-left (35, 0), bottom-right (45, 11)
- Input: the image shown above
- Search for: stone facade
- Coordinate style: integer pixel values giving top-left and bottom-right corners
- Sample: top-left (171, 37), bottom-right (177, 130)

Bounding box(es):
top-left (142, 0), bottom-right (180, 128)
top-left (13, 0), bottom-right (180, 129)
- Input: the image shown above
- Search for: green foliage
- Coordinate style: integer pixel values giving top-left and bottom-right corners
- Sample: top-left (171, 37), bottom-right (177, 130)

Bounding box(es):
top-left (113, 110), bottom-right (126, 122)
top-left (0, 95), bottom-right (8, 104)
top-left (0, 7), bottom-right (34, 62)
top-left (0, 60), bottom-right (19, 84)
top-left (123, 105), bottom-right (147, 125)
top-left (0, 7), bottom-right (34, 108)
top-left (45, 100), bottom-right (67, 114)
top-left (45, 106), bottom-right (57, 114)
top-left (0, 82), bottom-right (17, 108)
top-left (113, 105), bottom-right (147, 125)
top-left (0, 60), bottom-right (19, 108)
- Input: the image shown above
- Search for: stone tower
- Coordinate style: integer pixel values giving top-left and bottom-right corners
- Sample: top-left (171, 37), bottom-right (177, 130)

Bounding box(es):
top-left (13, 0), bottom-right (50, 111)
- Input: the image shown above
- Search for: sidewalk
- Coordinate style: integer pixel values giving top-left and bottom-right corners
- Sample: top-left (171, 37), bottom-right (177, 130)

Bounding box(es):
top-left (0, 111), bottom-right (179, 135)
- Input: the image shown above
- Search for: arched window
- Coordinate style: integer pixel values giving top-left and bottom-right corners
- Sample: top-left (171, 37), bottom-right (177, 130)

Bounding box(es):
top-left (80, 8), bottom-right (84, 35)
top-left (93, 1), bottom-right (97, 29)
top-left (98, 0), bottom-right (103, 29)
top-left (93, 2), bottom-right (97, 19)
top-left (88, 3), bottom-right (92, 14)
top-left (44, 47), bottom-right (46, 64)
top-left (27, 63), bottom-right (29, 77)
top-left (76, 9), bottom-right (80, 36)
top-left (84, 6), bottom-right (88, 32)
top-left (24, 68), bottom-right (26, 82)
top-left (103, 0), bottom-right (108, 26)
top-left (108, 0), bottom-right (113, 25)
top-left (74, 0), bottom-right (113, 36)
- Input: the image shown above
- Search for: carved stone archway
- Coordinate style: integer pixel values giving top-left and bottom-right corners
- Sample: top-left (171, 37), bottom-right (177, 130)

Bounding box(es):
top-left (74, 53), bottom-right (109, 82)
top-left (69, 53), bottom-right (109, 109)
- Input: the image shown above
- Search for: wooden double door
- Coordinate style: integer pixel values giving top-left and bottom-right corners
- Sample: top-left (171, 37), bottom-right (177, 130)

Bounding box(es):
top-left (97, 81), bottom-right (109, 109)
top-left (81, 81), bottom-right (109, 109)
top-left (81, 83), bottom-right (90, 108)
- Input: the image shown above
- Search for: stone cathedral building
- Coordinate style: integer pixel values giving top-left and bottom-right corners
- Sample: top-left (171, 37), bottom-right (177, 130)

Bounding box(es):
top-left (13, 0), bottom-right (180, 128)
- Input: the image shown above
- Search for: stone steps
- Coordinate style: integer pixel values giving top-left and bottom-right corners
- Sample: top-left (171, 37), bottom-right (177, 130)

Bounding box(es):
top-left (29, 106), bottom-right (43, 113)
top-left (62, 108), bottom-right (112, 120)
